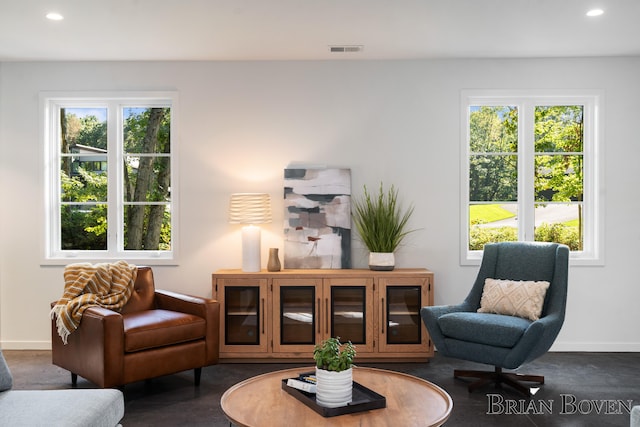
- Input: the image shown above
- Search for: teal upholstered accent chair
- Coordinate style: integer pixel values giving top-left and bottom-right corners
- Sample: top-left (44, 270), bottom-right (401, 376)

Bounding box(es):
top-left (421, 242), bottom-right (569, 395)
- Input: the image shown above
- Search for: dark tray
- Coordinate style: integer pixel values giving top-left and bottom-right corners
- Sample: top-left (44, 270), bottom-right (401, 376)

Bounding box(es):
top-left (281, 375), bottom-right (386, 418)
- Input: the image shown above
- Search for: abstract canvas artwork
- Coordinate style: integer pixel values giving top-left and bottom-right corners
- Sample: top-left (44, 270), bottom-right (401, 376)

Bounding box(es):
top-left (284, 168), bottom-right (351, 269)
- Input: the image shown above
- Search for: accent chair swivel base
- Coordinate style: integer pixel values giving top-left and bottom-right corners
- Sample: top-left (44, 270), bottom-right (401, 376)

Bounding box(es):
top-left (454, 367), bottom-right (544, 396)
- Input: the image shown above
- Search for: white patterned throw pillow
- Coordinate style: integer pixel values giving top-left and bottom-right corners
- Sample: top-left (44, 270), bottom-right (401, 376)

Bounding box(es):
top-left (477, 278), bottom-right (550, 321)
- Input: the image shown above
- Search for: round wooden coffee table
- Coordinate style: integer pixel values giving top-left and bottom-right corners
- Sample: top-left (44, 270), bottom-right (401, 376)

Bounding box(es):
top-left (221, 366), bottom-right (453, 427)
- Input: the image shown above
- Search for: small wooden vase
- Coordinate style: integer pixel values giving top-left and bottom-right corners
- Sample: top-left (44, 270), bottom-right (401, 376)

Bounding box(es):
top-left (267, 248), bottom-right (281, 272)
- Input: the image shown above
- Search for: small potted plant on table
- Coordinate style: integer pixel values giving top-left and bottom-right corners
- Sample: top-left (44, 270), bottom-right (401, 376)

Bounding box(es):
top-left (313, 337), bottom-right (356, 408)
top-left (352, 183), bottom-right (416, 271)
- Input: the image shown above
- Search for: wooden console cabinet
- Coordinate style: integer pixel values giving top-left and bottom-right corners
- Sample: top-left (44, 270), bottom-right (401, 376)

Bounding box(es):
top-left (212, 268), bottom-right (434, 362)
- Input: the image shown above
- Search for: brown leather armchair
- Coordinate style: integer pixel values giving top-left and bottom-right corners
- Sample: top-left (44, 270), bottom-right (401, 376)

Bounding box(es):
top-left (51, 267), bottom-right (219, 388)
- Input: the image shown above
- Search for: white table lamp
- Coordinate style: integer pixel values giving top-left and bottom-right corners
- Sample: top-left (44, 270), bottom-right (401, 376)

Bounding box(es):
top-left (229, 193), bottom-right (272, 272)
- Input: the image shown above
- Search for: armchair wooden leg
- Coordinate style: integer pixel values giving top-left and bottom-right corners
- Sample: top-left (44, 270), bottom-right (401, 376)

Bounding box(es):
top-left (194, 367), bottom-right (202, 386)
top-left (71, 373), bottom-right (78, 386)
top-left (454, 367), bottom-right (544, 396)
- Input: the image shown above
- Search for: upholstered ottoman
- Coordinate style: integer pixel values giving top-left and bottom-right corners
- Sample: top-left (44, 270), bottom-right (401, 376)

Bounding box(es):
top-left (0, 350), bottom-right (124, 427)
top-left (631, 405), bottom-right (640, 427)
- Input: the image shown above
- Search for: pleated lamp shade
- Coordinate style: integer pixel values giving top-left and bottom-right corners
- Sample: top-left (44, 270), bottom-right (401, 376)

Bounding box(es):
top-left (228, 193), bottom-right (272, 272)
top-left (228, 193), bottom-right (272, 224)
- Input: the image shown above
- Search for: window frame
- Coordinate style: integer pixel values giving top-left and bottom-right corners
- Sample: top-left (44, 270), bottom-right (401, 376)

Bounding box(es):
top-left (460, 89), bottom-right (603, 266)
top-left (41, 91), bottom-right (179, 265)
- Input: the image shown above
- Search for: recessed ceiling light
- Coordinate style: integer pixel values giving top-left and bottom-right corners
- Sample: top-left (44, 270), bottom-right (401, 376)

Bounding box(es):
top-left (46, 12), bottom-right (64, 21)
top-left (586, 8), bottom-right (604, 17)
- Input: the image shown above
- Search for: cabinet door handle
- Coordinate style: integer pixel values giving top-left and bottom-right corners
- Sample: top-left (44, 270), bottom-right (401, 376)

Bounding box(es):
top-left (325, 298), bottom-right (329, 335)
top-left (381, 297), bottom-right (385, 334)
top-left (317, 298), bottom-right (321, 334)
top-left (261, 298), bottom-right (265, 334)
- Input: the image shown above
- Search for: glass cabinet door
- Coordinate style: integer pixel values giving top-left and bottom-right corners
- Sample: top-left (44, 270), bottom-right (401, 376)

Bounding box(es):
top-left (325, 277), bottom-right (375, 354)
top-left (224, 286), bottom-right (260, 345)
top-left (280, 286), bottom-right (316, 345)
top-left (217, 278), bottom-right (269, 354)
top-left (385, 286), bottom-right (421, 344)
top-left (378, 276), bottom-right (430, 354)
top-left (331, 286), bottom-right (366, 344)
top-left (272, 278), bottom-right (322, 354)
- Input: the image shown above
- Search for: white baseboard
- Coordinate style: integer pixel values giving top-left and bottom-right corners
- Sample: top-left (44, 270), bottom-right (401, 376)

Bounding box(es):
top-left (550, 341), bottom-right (640, 352)
top-left (0, 341), bottom-right (52, 350)
top-left (431, 342), bottom-right (640, 353)
top-left (3, 340), bottom-right (640, 352)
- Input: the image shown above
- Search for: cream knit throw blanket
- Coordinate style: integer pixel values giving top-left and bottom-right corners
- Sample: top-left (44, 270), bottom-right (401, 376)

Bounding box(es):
top-left (51, 261), bottom-right (138, 344)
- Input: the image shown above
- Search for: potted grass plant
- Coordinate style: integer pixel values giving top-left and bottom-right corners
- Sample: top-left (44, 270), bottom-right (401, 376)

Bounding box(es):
top-left (313, 337), bottom-right (356, 408)
top-left (352, 183), bottom-right (416, 271)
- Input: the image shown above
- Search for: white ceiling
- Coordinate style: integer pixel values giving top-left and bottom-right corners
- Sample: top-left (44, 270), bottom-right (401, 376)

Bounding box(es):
top-left (1, 0), bottom-right (639, 62)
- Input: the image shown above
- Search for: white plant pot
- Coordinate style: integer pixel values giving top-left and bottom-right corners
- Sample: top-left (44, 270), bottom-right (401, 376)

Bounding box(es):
top-left (315, 367), bottom-right (353, 408)
top-left (368, 252), bottom-right (395, 271)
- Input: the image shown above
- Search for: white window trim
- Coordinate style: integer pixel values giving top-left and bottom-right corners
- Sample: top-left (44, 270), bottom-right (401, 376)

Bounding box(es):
top-left (460, 89), bottom-right (604, 266)
top-left (40, 91), bottom-right (179, 265)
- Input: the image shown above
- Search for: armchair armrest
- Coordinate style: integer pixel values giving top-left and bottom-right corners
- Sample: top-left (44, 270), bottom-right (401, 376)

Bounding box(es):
top-left (51, 306), bottom-right (125, 388)
top-left (155, 290), bottom-right (216, 317)
top-left (421, 303), bottom-right (468, 319)
top-left (154, 290), bottom-right (220, 364)
top-left (505, 312), bottom-right (564, 368)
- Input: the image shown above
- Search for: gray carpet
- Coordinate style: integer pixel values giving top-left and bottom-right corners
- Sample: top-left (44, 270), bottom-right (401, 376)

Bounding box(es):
top-left (3, 350), bottom-right (639, 426)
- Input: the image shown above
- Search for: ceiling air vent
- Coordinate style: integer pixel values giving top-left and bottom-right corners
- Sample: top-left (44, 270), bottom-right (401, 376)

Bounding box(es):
top-left (329, 45), bottom-right (364, 53)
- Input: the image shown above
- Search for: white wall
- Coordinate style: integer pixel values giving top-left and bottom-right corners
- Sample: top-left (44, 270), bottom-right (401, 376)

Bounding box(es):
top-left (1, 58), bottom-right (639, 351)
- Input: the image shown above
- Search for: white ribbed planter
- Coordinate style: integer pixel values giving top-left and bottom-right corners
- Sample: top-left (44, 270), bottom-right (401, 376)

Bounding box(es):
top-left (368, 252), bottom-right (395, 271)
top-left (315, 367), bottom-right (353, 408)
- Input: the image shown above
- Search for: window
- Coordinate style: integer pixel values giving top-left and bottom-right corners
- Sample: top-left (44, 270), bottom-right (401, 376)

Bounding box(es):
top-left (461, 90), bottom-right (602, 265)
top-left (42, 92), bottom-right (178, 262)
